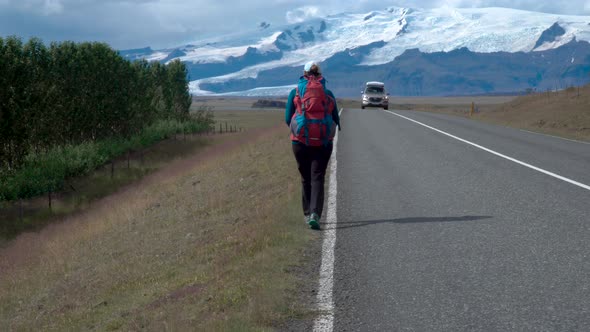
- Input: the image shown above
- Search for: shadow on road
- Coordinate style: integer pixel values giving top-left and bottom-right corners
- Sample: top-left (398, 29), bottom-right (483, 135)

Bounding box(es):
top-left (325, 216), bottom-right (493, 230)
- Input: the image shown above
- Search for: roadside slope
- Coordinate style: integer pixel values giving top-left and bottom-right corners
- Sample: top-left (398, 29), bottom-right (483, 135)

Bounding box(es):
top-left (474, 85), bottom-right (590, 141)
top-left (0, 125), bottom-right (317, 331)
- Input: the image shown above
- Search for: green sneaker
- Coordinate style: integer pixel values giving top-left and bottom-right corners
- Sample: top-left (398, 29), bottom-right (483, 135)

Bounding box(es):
top-left (308, 213), bottom-right (320, 230)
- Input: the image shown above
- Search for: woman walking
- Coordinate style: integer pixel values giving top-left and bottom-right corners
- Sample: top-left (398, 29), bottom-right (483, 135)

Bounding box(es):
top-left (285, 61), bottom-right (340, 230)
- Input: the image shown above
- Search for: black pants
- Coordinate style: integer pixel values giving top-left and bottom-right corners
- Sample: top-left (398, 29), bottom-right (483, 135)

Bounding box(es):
top-left (292, 143), bottom-right (333, 218)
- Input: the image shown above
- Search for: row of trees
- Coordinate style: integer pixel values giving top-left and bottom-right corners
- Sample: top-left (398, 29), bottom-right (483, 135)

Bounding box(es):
top-left (0, 36), bottom-right (192, 173)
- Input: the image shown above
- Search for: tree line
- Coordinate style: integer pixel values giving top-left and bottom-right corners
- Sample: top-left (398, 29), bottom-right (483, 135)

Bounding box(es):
top-left (0, 36), bottom-right (200, 200)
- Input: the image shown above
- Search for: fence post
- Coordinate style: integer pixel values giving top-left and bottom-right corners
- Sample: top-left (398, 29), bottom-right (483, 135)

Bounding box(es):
top-left (19, 199), bottom-right (24, 222)
top-left (48, 189), bottom-right (52, 211)
top-left (111, 160), bottom-right (115, 179)
top-left (470, 102), bottom-right (474, 117)
top-left (225, 122), bottom-right (228, 133)
top-left (127, 151), bottom-right (130, 169)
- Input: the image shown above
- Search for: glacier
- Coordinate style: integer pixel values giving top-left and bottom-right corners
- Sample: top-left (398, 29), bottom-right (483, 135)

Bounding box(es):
top-left (120, 6), bottom-right (590, 96)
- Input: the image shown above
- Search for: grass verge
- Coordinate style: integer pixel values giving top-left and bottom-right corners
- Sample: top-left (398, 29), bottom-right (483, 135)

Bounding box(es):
top-left (0, 118), bottom-right (212, 202)
top-left (0, 135), bottom-right (211, 240)
top-left (212, 109), bottom-right (285, 131)
top-left (0, 122), bottom-right (316, 330)
top-left (473, 86), bottom-right (590, 141)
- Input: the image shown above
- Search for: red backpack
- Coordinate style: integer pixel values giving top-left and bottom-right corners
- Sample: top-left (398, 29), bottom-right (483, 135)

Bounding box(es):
top-left (290, 76), bottom-right (336, 146)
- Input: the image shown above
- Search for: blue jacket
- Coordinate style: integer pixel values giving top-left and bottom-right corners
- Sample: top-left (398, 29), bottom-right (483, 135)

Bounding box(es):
top-left (285, 76), bottom-right (341, 133)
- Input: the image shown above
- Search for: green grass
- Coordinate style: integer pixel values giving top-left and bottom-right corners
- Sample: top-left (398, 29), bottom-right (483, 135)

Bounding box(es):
top-left (0, 133), bottom-right (213, 241)
top-left (1, 119), bottom-right (206, 201)
top-left (0, 118), bottom-right (212, 202)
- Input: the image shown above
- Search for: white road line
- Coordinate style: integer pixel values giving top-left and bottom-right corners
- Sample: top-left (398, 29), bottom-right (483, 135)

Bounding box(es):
top-left (385, 110), bottom-right (590, 192)
top-left (313, 108), bottom-right (343, 332)
top-left (519, 129), bottom-right (590, 145)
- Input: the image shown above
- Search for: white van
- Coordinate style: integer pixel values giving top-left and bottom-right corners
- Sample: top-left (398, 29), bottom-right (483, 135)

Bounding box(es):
top-left (361, 81), bottom-right (389, 110)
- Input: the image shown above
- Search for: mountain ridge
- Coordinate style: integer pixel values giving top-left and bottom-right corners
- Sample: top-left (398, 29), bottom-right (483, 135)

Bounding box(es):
top-left (197, 39), bottom-right (590, 97)
top-left (119, 6), bottom-right (590, 96)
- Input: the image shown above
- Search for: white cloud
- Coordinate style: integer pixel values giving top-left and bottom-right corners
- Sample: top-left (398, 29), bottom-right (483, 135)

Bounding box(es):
top-left (42, 0), bottom-right (63, 15)
top-left (2, 0), bottom-right (590, 49)
top-left (286, 6), bottom-right (320, 24)
top-left (0, 0), bottom-right (64, 15)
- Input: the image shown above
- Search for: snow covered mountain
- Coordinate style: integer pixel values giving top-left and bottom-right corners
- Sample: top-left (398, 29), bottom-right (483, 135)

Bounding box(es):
top-left (120, 6), bottom-right (590, 96)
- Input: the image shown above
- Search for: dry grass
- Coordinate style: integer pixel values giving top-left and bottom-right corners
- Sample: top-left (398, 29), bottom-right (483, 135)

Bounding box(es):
top-left (212, 110), bottom-right (285, 132)
top-left (192, 98), bottom-right (286, 112)
top-left (474, 86), bottom-right (590, 141)
top-left (0, 114), bottom-right (315, 330)
top-left (192, 97), bottom-right (260, 110)
top-left (192, 96), bottom-right (287, 133)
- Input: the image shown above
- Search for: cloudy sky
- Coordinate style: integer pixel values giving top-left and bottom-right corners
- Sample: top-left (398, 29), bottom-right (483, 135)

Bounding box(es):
top-left (1, 0), bottom-right (590, 50)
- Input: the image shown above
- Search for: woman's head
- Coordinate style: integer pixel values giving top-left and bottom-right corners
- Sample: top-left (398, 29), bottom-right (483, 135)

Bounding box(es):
top-left (304, 61), bottom-right (321, 77)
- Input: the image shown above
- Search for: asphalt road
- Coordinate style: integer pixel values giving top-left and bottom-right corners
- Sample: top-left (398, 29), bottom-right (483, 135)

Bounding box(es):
top-left (332, 108), bottom-right (590, 331)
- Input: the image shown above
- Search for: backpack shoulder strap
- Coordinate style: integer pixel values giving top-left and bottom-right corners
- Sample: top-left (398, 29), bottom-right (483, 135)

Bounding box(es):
top-left (297, 79), bottom-right (309, 98)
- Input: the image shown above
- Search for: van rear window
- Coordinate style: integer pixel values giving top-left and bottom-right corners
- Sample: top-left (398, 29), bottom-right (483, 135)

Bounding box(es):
top-left (365, 86), bottom-right (384, 93)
